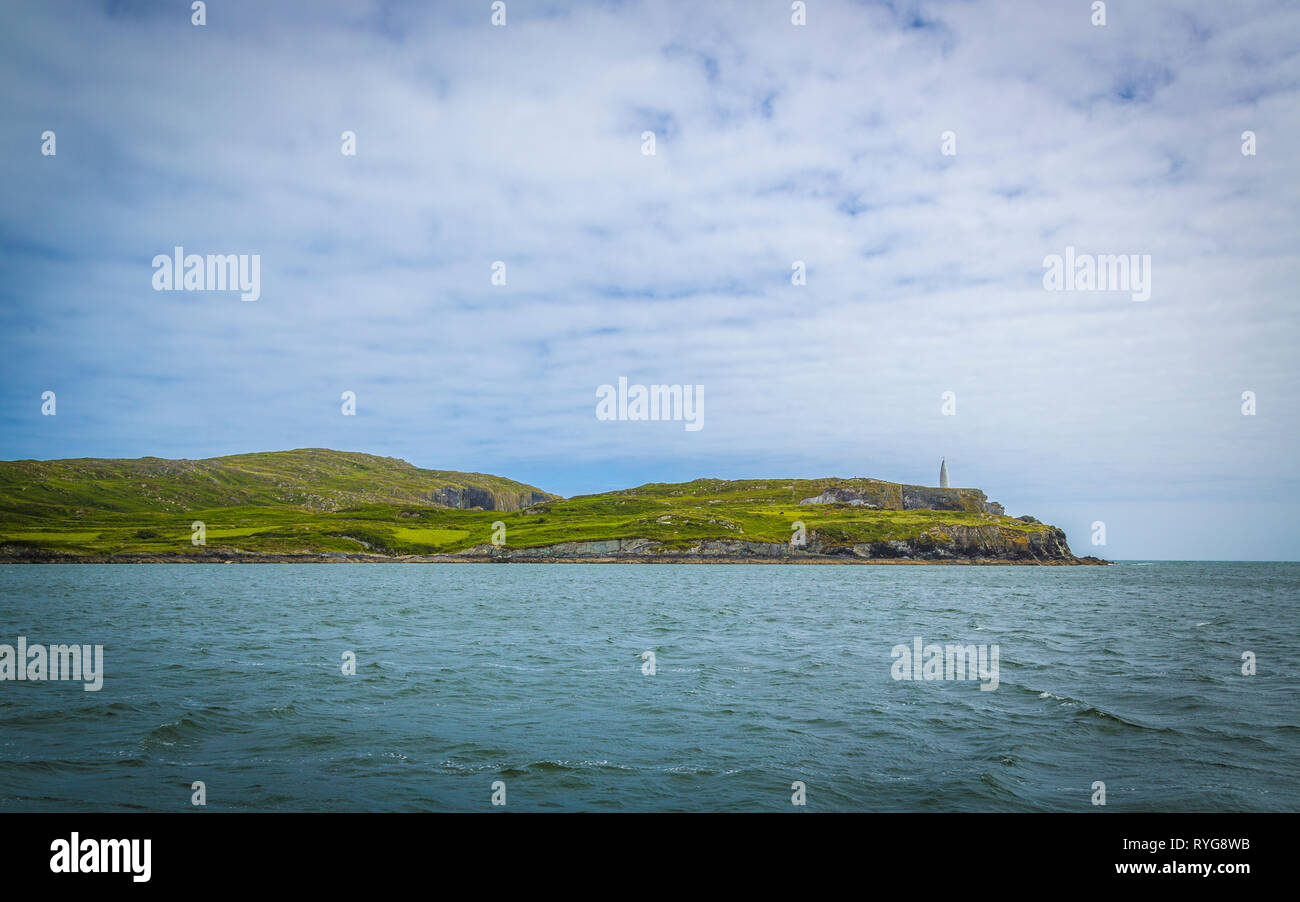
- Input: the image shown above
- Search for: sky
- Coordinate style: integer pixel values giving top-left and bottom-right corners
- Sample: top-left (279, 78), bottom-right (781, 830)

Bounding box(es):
top-left (1, 0), bottom-right (1297, 559)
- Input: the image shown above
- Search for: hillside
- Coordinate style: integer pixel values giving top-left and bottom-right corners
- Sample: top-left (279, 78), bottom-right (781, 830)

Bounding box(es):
top-left (0, 451), bottom-right (1100, 564)
top-left (0, 449), bottom-right (555, 518)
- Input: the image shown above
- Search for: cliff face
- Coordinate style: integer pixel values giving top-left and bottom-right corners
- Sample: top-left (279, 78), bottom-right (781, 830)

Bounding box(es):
top-left (900, 486), bottom-right (1006, 516)
top-left (798, 480), bottom-right (1005, 516)
top-left (423, 485), bottom-right (553, 512)
top-left (450, 523), bottom-right (1095, 564)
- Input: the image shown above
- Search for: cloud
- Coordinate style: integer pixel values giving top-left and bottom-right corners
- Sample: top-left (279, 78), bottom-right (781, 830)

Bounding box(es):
top-left (1, 0), bottom-right (1298, 558)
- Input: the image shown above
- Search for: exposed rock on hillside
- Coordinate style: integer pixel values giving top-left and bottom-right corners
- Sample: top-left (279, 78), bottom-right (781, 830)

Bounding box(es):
top-left (799, 479), bottom-right (1005, 515)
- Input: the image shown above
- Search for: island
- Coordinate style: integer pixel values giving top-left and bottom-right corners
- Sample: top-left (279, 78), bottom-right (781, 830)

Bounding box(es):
top-left (0, 449), bottom-right (1106, 564)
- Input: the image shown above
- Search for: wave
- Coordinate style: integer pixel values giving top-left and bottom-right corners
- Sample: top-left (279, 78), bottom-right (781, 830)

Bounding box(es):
top-left (141, 706), bottom-right (237, 748)
top-left (1028, 688), bottom-right (1177, 733)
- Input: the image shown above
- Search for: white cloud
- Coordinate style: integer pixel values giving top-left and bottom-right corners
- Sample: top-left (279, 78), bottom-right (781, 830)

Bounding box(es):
top-left (1, 0), bottom-right (1297, 558)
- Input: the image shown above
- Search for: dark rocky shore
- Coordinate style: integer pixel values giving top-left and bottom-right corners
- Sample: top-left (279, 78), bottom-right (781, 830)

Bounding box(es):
top-left (2, 535), bottom-right (1109, 565)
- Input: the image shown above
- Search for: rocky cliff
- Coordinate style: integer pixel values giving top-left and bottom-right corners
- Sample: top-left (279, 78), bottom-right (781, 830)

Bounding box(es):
top-left (423, 485), bottom-right (552, 512)
top-left (799, 479), bottom-right (1005, 515)
top-left (447, 524), bottom-right (1098, 564)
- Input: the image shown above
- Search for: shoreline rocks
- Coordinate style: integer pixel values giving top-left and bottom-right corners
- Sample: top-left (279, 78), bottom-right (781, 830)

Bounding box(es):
top-left (0, 536), bottom-right (1109, 565)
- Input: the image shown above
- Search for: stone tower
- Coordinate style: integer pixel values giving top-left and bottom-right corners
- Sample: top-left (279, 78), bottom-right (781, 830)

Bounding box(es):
top-left (939, 458), bottom-right (949, 489)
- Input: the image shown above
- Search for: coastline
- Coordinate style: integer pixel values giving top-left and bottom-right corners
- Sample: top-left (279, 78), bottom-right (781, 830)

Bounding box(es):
top-left (1, 551), bottom-right (1110, 565)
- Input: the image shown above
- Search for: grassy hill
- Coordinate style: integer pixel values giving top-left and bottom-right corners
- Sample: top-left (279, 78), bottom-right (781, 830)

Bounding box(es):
top-left (0, 448), bottom-right (552, 543)
top-left (0, 451), bottom-right (1090, 562)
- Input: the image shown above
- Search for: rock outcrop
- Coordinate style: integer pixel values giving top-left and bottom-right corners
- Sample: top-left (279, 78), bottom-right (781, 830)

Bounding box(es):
top-left (446, 525), bottom-right (1099, 564)
top-left (423, 485), bottom-right (551, 512)
top-left (1, 530), bottom-right (1105, 564)
top-left (799, 479), bottom-right (1006, 516)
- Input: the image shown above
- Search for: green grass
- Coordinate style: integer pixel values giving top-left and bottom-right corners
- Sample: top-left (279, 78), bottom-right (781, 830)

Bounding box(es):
top-left (0, 450), bottom-right (1060, 558)
top-left (0, 448), bottom-right (554, 518)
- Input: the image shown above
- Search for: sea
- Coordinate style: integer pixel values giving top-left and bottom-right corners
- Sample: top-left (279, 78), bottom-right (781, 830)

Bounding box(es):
top-left (0, 562), bottom-right (1295, 812)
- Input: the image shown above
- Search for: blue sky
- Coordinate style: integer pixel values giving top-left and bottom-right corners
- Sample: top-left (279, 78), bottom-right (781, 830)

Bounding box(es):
top-left (2, 0), bottom-right (1298, 559)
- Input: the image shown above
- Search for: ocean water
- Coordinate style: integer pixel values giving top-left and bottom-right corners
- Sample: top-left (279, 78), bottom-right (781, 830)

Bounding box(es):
top-left (0, 562), bottom-right (1295, 812)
